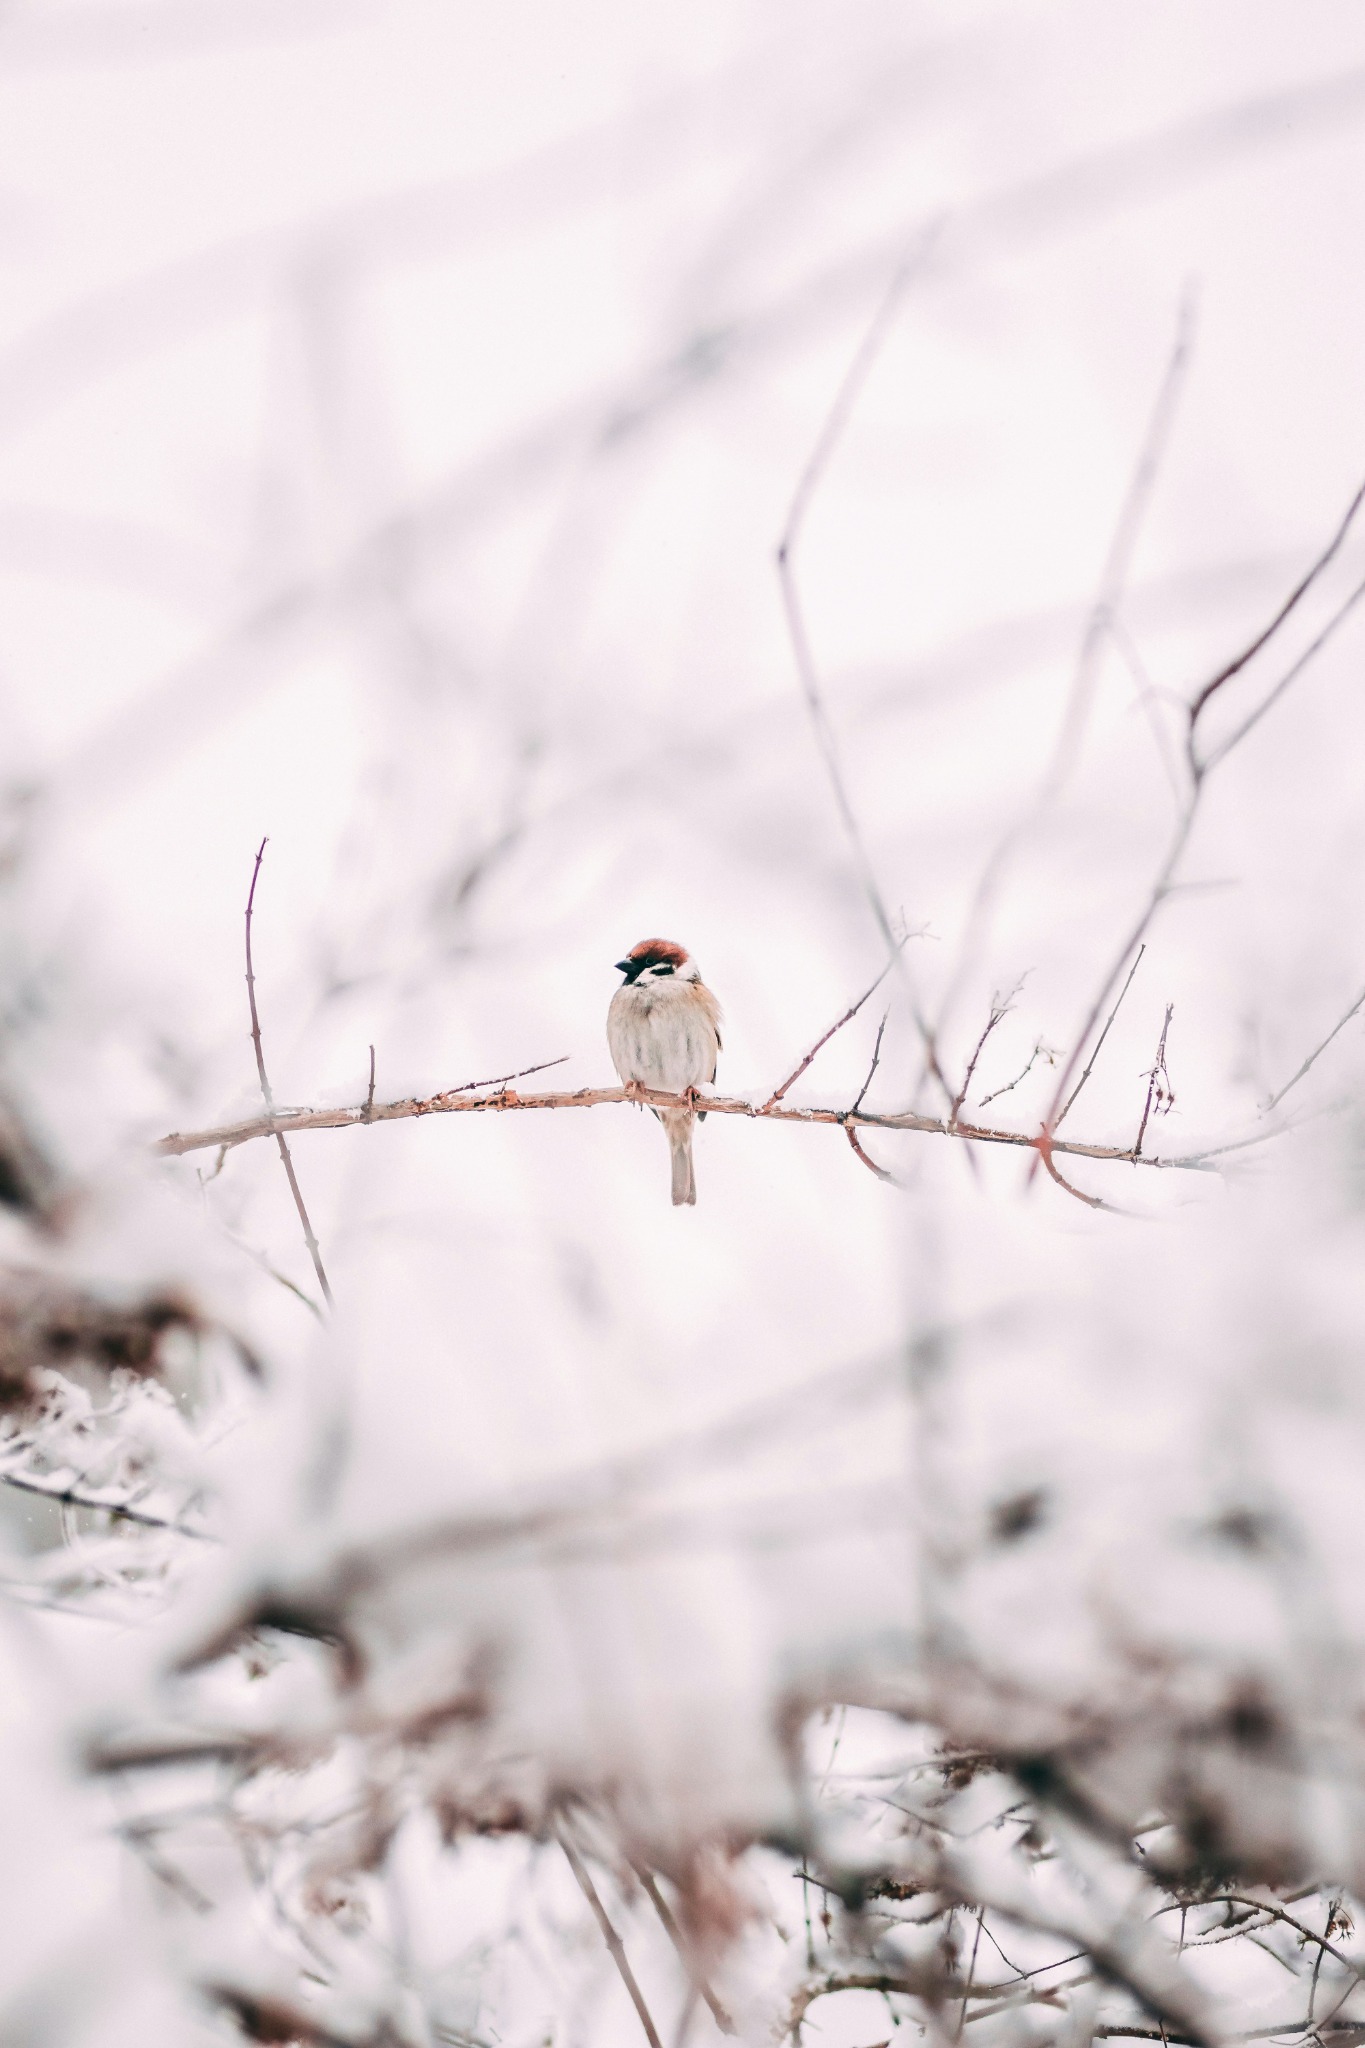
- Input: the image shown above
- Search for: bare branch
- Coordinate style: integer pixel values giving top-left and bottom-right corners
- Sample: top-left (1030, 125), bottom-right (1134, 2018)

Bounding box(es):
top-left (935, 289), bottom-right (1196, 1049)
top-left (1187, 469), bottom-right (1365, 757)
top-left (363, 1044), bottom-right (376, 1121)
top-left (1198, 566), bottom-right (1365, 774)
top-left (155, 1082), bottom-right (1219, 1177)
top-left (1051, 282), bottom-right (1199, 801)
top-left (1036, 1141), bottom-right (1112, 1213)
top-left (851, 1010), bottom-right (889, 1114)
top-left (632, 1864), bottom-right (735, 2036)
top-left (244, 840), bottom-right (333, 1311)
top-left (788, 1970), bottom-right (920, 2043)
top-left (1134, 1003), bottom-right (1175, 1157)
top-left (1040, 466), bottom-right (1365, 1174)
top-left (774, 229), bottom-right (952, 1105)
top-left (1107, 612), bottom-right (1184, 806)
top-left (1053, 945), bottom-right (1146, 1132)
top-left (978, 1041), bottom-right (1055, 1108)
top-left (0, 1464), bottom-right (214, 1541)
top-left (845, 1122), bottom-right (902, 1186)
top-left (558, 1826), bottom-right (664, 2048)
top-left (1263, 981), bottom-right (1365, 1112)
top-left (950, 989), bottom-right (1018, 1127)
top-left (763, 955), bottom-right (904, 1110)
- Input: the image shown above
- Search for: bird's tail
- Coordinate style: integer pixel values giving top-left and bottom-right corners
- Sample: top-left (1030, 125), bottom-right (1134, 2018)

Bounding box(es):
top-left (666, 1115), bottom-right (696, 1207)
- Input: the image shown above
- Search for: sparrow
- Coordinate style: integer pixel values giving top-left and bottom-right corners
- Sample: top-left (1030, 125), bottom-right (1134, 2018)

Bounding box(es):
top-left (607, 938), bottom-right (723, 1206)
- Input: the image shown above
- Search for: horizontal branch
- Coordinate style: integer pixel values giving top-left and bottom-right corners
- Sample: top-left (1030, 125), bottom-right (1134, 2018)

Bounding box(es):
top-left (0, 1463), bottom-right (215, 1540)
top-left (155, 1080), bottom-right (1216, 1175)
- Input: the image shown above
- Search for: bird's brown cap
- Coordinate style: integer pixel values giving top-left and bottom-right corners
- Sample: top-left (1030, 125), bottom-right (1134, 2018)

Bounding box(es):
top-left (614, 937), bottom-right (689, 980)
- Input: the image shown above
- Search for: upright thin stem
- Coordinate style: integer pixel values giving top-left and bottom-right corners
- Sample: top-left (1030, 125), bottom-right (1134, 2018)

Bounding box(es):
top-left (244, 839), bottom-right (334, 1311)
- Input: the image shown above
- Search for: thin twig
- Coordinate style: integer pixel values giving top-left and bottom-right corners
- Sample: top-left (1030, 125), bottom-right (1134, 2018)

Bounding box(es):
top-left (788, 1971), bottom-right (919, 2043)
top-left (851, 1010), bottom-right (889, 1114)
top-left (1042, 472), bottom-right (1365, 1172)
top-left (244, 840), bottom-right (333, 1311)
top-left (846, 1121), bottom-right (902, 1185)
top-left (959, 1909), bottom-right (986, 2037)
top-left (557, 1828), bottom-right (663, 2048)
top-left (1037, 1143), bottom-right (1112, 1212)
top-left (0, 1465), bottom-right (214, 1541)
top-left (764, 955), bottom-right (904, 1109)
top-left (363, 1045), bottom-right (376, 1120)
top-left (978, 1042), bottom-right (1054, 1108)
top-left (222, 1226), bottom-right (325, 1322)
top-left (1053, 945), bottom-right (1146, 1132)
top-left (1186, 471), bottom-right (1365, 759)
top-left (632, 1864), bottom-right (735, 2036)
top-left (934, 289), bottom-right (1196, 1053)
top-left (950, 990), bottom-right (1017, 1126)
top-left (1262, 981), bottom-right (1365, 1112)
top-left (1153, 1895), bottom-right (1365, 1986)
top-left (1199, 567), bottom-right (1365, 774)
top-left (774, 228), bottom-right (952, 1104)
top-left (1134, 1003), bottom-right (1175, 1157)
top-left (1051, 282), bottom-right (1199, 799)
top-left (1107, 612), bottom-right (1184, 807)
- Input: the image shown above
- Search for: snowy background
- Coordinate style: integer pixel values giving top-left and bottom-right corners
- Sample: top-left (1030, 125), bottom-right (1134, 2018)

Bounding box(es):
top-left (2, 3), bottom-right (1365, 2044)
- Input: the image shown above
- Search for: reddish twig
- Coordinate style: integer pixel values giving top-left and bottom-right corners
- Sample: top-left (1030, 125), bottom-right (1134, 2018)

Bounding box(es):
top-left (244, 840), bottom-right (333, 1311)
top-left (851, 1010), bottom-right (889, 1114)
top-left (950, 987), bottom-right (1018, 1126)
top-left (1134, 1003), bottom-right (1175, 1157)
top-left (1186, 471), bottom-right (1365, 764)
top-left (1036, 1136), bottom-right (1111, 1212)
top-left (764, 956), bottom-right (903, 1109)
top-left (845, 1122), bottom-right (902, 1185)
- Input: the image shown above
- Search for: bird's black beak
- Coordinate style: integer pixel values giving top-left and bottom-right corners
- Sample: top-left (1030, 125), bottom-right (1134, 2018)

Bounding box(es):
top-left (614, 959), bottom-right (632, 976)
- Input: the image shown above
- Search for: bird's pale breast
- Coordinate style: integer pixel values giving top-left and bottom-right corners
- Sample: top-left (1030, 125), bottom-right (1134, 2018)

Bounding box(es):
top-left (608, 983), bottom-right (717, 1092)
